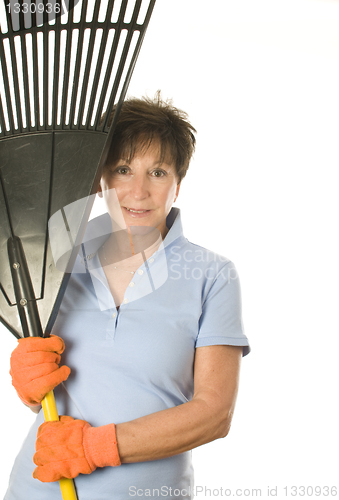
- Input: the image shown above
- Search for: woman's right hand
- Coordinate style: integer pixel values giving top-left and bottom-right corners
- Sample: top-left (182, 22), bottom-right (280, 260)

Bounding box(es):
top-left (9, 335), bottom-right (71, 407)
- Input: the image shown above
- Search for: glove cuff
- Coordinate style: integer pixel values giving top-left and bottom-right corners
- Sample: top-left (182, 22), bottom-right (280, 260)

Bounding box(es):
top-left (83, 423), bottom-right (121, 471)
top-left (15, 389), bottom-right (41, 408)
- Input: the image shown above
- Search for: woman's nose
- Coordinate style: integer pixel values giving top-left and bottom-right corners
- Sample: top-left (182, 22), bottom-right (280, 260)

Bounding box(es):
top-left (129, 174), bottom-right (149, 200)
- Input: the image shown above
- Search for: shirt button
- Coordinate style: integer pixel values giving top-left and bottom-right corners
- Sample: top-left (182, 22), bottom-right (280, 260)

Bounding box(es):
top-left (149, 258), bottom-right (154, 264)
top-left (123, 298), bottom-right (128, 304)
top-left (129, 282), bottom-right (135, 287)
top-left (112, 313), bottom-right (116, 318)
top-left (138, 270), bottom-right (143, 275)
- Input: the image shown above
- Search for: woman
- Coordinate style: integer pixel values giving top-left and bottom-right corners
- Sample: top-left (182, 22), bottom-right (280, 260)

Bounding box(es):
top-left (6, 95), bottom-right (250, 499)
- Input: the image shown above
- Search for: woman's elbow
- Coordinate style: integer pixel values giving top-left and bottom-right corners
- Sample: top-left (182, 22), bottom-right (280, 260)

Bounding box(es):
top-left (194, 392), bottom-right (238, 443)
top-left (206, 403), bottom-right (235, 441)
top-left (215, 410), bottom-right (234, 439)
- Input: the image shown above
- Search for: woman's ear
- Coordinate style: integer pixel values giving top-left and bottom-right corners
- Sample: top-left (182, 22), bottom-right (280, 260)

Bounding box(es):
top-left (174, 182), bottom-right (181, 203)
top-left (97, 181), bottom-right (103, 198)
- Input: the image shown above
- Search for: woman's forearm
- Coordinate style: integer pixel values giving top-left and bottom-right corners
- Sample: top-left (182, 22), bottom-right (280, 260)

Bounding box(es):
top-left (31, 346), bottom-right (241, 481)
top-left (115, 395), bottom-right (234, 463)
top-left (116, 345), bottom-right (242, 463)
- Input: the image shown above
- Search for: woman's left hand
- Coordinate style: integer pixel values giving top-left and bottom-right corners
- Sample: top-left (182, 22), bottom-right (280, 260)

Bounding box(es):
top-left (33, 416), bottom-right (120, 482)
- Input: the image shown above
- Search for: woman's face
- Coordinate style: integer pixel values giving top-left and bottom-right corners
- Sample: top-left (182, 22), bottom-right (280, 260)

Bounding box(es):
top-left (98, 141), bottom-right (180, 238)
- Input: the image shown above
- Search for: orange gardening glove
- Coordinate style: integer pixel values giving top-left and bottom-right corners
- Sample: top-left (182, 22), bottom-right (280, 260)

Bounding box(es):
top-left (33, 415), bottom-right (121, 482)
top-left (10, 335), bottom-right (71, 407)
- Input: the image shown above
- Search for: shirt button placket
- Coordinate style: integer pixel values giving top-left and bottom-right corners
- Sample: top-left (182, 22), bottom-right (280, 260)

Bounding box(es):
top-left (106, 310), bottom-right (117, 340)
top-left (122, 266), bottom-right (145, 307)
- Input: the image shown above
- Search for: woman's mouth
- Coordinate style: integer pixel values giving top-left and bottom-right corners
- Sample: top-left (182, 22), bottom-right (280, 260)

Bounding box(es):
top-left (123, 207), bottom-right (153, 218)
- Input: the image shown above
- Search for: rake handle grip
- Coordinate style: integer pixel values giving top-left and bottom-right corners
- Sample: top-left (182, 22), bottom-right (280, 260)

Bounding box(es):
top-left (41, 391), bottom-right (78, 500)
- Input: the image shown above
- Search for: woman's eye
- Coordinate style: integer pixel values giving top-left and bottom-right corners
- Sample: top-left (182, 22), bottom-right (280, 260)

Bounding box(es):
top-left (115, 166), bottom-right (129, 175)
top-left (152, 170), bottom-right (166, 177)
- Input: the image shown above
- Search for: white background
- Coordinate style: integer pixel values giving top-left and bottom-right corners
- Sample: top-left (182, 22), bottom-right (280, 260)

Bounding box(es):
top-left (1, 0), bottom-right (339, 498)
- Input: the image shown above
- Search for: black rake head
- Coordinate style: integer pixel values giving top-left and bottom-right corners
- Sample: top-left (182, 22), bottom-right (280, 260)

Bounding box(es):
top-left (0, 0), bottom-right (156, 338)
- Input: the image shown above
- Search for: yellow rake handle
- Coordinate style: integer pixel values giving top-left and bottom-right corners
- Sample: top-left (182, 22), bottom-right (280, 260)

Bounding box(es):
top-left (41, 391), bottom-right (78, 500)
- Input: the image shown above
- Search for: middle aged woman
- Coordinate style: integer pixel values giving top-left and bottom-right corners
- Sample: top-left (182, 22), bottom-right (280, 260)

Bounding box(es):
top-left (7, 94), bottom-right (250, 500)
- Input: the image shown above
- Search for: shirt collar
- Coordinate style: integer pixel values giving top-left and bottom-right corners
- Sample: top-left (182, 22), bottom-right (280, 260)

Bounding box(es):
top-left (162, 207), bottom-right (184, 249)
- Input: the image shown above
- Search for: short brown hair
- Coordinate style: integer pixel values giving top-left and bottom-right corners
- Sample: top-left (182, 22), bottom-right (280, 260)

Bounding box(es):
top-left (105, 93), bottom-right (196, 183)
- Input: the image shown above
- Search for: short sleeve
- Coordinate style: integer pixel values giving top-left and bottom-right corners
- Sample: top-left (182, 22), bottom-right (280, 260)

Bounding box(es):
top-left (196, 261), bottom-right (250, 356)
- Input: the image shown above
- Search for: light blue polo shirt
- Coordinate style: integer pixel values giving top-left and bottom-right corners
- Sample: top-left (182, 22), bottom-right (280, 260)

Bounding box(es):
top-left (5, 208), bottom-right (249, 500)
